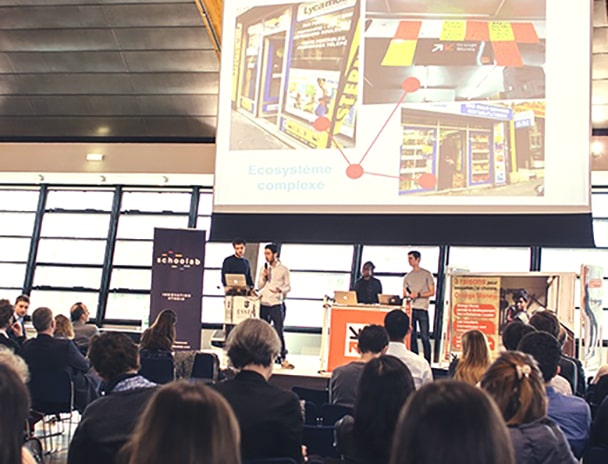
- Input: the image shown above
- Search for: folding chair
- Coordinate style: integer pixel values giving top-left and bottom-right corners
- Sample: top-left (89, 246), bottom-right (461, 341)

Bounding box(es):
top-left (292, 386), bottom-right (329, 410)
top-left (28, 369), bottom-right (74, 454)
top-left (139, 356), bottom-right (175, 384)
top-left (190, 352), bottom-right (220, 383)
top-left (319, 403), bottom-right (351, 426)
top-left (303, 425), bottom-right (339, 459)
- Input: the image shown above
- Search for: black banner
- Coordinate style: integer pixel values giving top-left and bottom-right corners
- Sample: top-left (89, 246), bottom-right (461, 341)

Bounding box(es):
top-left (150, 228), bottom-right (206, 351)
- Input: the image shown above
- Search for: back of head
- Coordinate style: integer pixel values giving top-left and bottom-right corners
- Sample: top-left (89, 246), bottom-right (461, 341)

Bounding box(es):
top-left (143, 310), bottom-right (177, 350)
top-left (502, 321), bottom-right (536, 351)
top-left (480, 351), bottom-right (547, 425)
top-left (384, 310), bottom-right (409, 342)
top-left (529, 310), bottom-right (560, 338)
top-left (125, 381), bottom-right (240, 464)
top-left (517, 332), bottom-right (561, 383)
top-left (0, 348), bottom-right (29, 383)
top-left (0, 363), bottom-right (31, 464)
top-left (354, 355), bottom-right (415, 460)
top-left (54, 314), bottom-right (74, 339)
top-left (32, 307), bottom-right (53, 332)
top-left (227, 319), bottom-right (280, 369)
top-left (390, 380), bottom-right (514, 464)
top-left (455, 330), bottom-right (491, 385)
top-left (89, 332), bottom-right (139, 381)
top-left (357, 325), bottom-right (389, 354)
top-left (70, 302), bottom-right (86, 323)
top-left (0, 299), bottom-right (14, 329)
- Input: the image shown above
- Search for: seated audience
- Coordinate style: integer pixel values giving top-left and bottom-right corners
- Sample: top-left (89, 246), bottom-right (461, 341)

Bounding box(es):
top-left (384, 309), bottom-right (432, 388)
top-left (68, 332), bottom-right (158, 464)
top-left (330, 324), bottom-right (388, 408)
top-left (214, 319), bottom-right (303, 463)
top-left (139, 309), bottom-right (176, 358)
top-left (448, 329), bottom-right (491, 385)
top-left (390, 380), bottom-right (514, 464)
top-left (480, 351), bottom-right (577, 463)
top-left (54, 314), bottom-right (75, 340)
top-left (502, 320), bottom-right (536, 351)
top-left (518, 331), bottom-right (591, 458)
top-left (20, 307), bottom-right (99, 412)
top-left (122, 381), bottom-right (240, 464)
top-left (587, 364), bottom-right (608, 416)
top-left (0, 363), bottom-right (37, 464)
top-left (335, 355), bottom-right (415, 464)
top-left (0, 299), bottom-right (24, 353)
top-left (590, 394), bottom-right (608, 451)
top-left (529, 310), bottom-right (585, 397)
top-left (353, 261), bottom-right (383, 304)
top-left (70, 302), bottom-right (99, 352)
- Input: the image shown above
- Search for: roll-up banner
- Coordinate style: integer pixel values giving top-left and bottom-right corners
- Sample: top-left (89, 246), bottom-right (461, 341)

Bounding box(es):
top-left (580, 265), bottom-right (604, 371)
top-left (150, 228), bottom-right (206, 351)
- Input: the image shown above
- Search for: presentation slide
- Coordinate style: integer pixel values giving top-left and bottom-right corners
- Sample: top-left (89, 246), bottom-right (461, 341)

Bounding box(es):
top-left (214, 0), bottom-right (591, 214)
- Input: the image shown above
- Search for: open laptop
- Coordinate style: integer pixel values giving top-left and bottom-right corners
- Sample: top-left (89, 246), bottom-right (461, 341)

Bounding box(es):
top-left (334, 290), bottom-right (358, 305)
top-left (225, 274), bottom-right (248, 289)
top-left (378, 294), bottom-right (402, 306)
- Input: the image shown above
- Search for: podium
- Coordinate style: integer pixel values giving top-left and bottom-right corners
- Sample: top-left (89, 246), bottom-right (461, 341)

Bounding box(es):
top-left (224, 295), bottom-right (260, 325)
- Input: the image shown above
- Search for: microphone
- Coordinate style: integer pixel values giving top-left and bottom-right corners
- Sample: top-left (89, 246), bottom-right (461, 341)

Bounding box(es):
top-left (264, 262), bottom-right (268, 270)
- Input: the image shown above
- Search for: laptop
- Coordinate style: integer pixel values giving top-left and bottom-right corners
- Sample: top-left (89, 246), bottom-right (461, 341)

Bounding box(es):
top-left (334, 290), bottom-right (358, 305)
top-left (225, 274), bottom-right (248, 288)
top-left (378, 294), bottom-right (402, 306)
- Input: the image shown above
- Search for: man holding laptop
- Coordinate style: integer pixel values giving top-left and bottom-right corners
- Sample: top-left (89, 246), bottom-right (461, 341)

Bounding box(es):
top-left (221, 237), bottom-right (254, 293)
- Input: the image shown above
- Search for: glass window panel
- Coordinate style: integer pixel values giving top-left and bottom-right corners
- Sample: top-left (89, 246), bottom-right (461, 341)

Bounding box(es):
top-left (203, 269), bottom-right (224, 296)
top-left (288, 272), bottom-right (351, 299)
top-left (33, 266), bottom-right (102, 289)
top-left (592, 193), bottom-right (608, 217)
top-left (41, 213), bottom-right (110, 239)
top-left (29, 290), bottom-right (98, 318)
top-left (0, 263), bottom-right (26, 287)
top-left (197, 193), bottom-right (213, 215)
top-left (37, 239), bottom-right (106, 265)
top-left (0, 289), bottom-right (25, 302)
top-left (0, 212), bottom-right (35, 237)
top-left (378, 275), bottom-right (409, 296)
top-left (593, 220), bottom-right (608, 247)
top-left (284, 299), bottom-right (324, 328)
top-left (121, 191), bottom-right (191, 213)
top-left (204, 242), bottom-right (233, 269)
top-left (195, 216), bottom-right (212, 234)
top-left (0, 237), bottom-right (31, 262)
top-left (46, 190), bottom-right (113, 211)
top-left (280, 244), bottom-right (354, 272)
top-left (202, 296), bottom-right (224, 324)
top-left (361, 246), bottom-right (440, 274)
top-left (105, 293), bottom-right (150, 321)
top-left (0, 189), bottom-right (39, 211)
top-left (541, 248), bottom-right (608, 272)
top-left (113, 240), bottom-right (154, 267)
top-left (449, 247), bottom-right (531, 272)
top-left (116, 215), bottom-right (188, 240)
top-left (110, 268), bottom-right (152, 291)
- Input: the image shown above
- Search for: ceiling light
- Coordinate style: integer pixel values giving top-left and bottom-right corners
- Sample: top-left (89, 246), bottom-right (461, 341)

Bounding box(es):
top-left (86, 153), bottom-right (104, 161)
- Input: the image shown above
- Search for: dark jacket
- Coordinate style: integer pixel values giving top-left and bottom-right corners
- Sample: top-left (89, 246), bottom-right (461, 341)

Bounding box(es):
top-left (214, 370), bottom-right (303, 463)
top-left (508, 418), bottom-right (578, 464)
top-left (0, 332), bottom-right (23, 353)
top-left (335, 415), bottom-right (388, 464)
top-left (67, 376), bottom-right (157, 464)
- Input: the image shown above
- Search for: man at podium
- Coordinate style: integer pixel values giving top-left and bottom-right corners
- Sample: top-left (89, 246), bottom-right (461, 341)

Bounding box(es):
top-left (221, 238), bottom-right (254, 293)
top-left (353, 261), bottom-right (383, 304)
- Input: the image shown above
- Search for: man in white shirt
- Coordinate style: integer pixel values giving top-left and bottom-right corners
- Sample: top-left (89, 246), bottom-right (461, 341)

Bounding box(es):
top-left (384, 309), bottom-right (432, 389)
top-left (257, 243), bottom-right (293, 369)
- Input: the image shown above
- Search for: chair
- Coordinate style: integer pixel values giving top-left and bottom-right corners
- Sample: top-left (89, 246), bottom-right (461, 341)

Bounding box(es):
top-left (584, 446), bottom-right (608, 464)
top-left (303, 425), bottom-right (339, 459)
top-left (319, 403), bottom-right (351, 426)
top-left (304, 400), bottom-right (318, 425)
top-left (28, 369), bottom-right (74, 454)
top-left (139, 356), bottom-right (175, 384)
top-left (245, 459), bottom-right (297, 464)
top-left (190, 352), bottom-right (220, 383)
top-left (292, 387), bottom-right (329, 409)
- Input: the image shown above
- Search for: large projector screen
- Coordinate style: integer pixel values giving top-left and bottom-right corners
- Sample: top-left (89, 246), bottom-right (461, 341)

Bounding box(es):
top-left (215, 0), bottom-right (591, 215)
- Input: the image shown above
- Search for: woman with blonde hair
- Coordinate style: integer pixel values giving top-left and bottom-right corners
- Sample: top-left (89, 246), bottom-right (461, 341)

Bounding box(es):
top-left (54, 314), bottom-right (75, 340)
top-left (480, 351), bottom-right (576, 463)
top-left (449, 329), bottom-right (491, 385)
top-left (122, 381), bottom-right (240, 464)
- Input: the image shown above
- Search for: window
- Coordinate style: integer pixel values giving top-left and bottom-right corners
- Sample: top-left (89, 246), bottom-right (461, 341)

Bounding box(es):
top-left (449, 247), bottom-right (531, 272)
top-left (361, 245), bottom-right (440, 274)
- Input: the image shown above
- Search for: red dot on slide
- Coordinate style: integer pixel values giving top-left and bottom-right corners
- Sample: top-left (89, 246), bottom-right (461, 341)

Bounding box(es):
top-left (313, 117), bottom-right (331, 132)
top-left (346, 164), bottom-right (364, 179)
top-left (401, 77), bottom-right (421, 93)
top-left (417, 173), bottom-right (436, 189)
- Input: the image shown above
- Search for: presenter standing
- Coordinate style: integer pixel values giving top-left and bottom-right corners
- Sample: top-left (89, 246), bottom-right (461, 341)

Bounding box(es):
top-left (403, 250), bottom-right (435, 363)
top-left (221, 238), bottom-right (254, 291)
top-left (258, 243), bottom-right (294, 369)
top-left (353, 261), bottom-right (383, 304)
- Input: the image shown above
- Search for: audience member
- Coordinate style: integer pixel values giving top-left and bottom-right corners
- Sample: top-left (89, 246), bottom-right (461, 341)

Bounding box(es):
top-left (448, 329), bottom-right (490, 385)
top-left (54, 314), bottom-right (75, 340)
top-left (335, 355), bottom-right (415, 464)
top-left (8, 294), bottom-right (30, 342)
top-left (0, 299), bottom-right (24, 353)
top-left (214, 319), bottom-right (303, 463)
top-left (480, 351), bottom-right (577, 463)
top-left (68, 333), bottom-right (158, 464)
top-left (590, 394), bottom-right (608, 451)
top-left (70, 302), bottom-right (99, 352)
top-left (0, 363), bottom-right (37, 464)
top-left (502, 321), bottom-right (536, 351)
top-left (390, 380), bottom-right (514, 464)
top-left (384, 309), bottom-right (432, 388)
top-left (587, 364), bottom-right (608, 416)
top-left (122, 381), bottom-right (240, 464)
top-left (518, 331), bottom-right (591, 458)
top-left (139, 309), bottom-right (176, 358)
top-left (329, 324), bottom-right (388, 408)
top-left (20, 307), bottom-right (99, 412)
top-left (529, 310), bottom-right (585, 397)
top-left (0, 347), bottom-right (29, 382)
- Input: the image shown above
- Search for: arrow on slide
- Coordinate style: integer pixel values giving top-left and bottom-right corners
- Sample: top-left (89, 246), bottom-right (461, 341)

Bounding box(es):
top-left (432, 43), bottom-right (444, 52)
